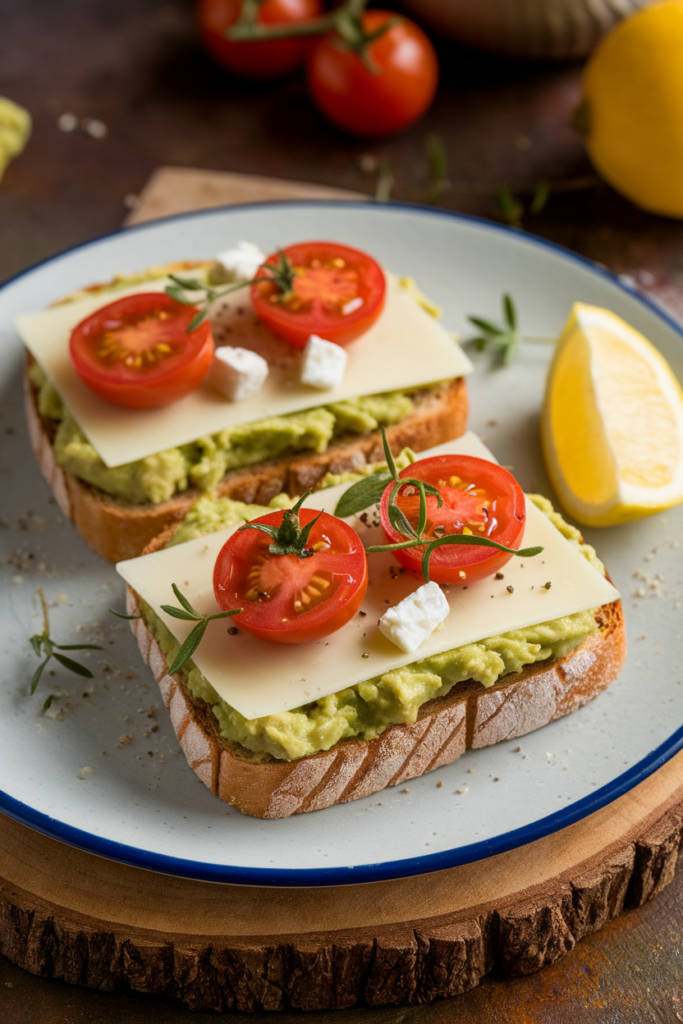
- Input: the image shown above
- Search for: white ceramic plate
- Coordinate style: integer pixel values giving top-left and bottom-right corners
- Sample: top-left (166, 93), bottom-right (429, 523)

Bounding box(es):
top-left (2, 201), bottom-right (682, 887)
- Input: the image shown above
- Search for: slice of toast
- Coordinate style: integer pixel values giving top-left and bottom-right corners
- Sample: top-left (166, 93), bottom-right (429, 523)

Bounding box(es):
top-left (24, 364), bottom-right (468, 563)
top-left (126, 577), bottom-right (625, 819)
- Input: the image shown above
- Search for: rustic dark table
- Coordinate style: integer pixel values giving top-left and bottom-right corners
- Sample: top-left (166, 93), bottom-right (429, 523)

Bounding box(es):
top-left (2, 0), bottom-right (683, 1019)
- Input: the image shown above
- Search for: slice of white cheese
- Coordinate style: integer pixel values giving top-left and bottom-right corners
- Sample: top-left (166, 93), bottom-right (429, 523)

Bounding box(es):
top-left (16, 273), bottom-right (472, 469)
top-left (116, 432), bottom-right (620, 721)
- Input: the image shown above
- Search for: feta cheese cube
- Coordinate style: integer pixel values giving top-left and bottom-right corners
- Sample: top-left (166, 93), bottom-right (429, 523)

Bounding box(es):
top-left (379, 581), bottom-right (450, 653)
top-left (300, 334), bottom-right (347, 390)
top-left (210, 346), bottom-right (269, 402)
top-left (215, 240), bottom-right (265, 282)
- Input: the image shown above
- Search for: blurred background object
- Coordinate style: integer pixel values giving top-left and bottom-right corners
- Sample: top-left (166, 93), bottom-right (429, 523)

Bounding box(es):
top-left (400, 0), bottom-right (650, 58)
top-left (197, 0), bottom-right (323, 78)
top-left (578, 0), bottom-right (683, 218)
top-left (0, 96), bottom-right (31, 183)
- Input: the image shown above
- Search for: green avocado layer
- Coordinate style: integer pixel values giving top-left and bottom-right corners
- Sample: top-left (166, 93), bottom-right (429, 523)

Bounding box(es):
top-left (140, 493), bottom-right (604, 763)
top-left (30, 361), bottom-right (415, 506)
top-left (29, 272), bottom-right (445, 507)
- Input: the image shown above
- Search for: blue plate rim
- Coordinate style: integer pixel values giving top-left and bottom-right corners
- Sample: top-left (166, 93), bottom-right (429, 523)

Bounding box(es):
top-left (2, 198), bottom-right (682, 888)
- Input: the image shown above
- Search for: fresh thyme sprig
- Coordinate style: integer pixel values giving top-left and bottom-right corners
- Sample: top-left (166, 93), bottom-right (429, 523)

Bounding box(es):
top-left (161, 584), bottom-right (242, 675)
top-left (467, 294), bottom-right (554, 366)
top-left (469, 293), bottom-right (520, 366)
top-left (165, 248), bottom-right (299, 333)
top-left (238, 491), bottom-right (322, 559)
top-left (335, 428), bottom-right (543, 579)
top-left (29, 588), bottom-right (102, 695)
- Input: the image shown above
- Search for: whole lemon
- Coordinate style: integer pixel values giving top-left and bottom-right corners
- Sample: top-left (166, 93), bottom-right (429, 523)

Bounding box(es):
top-left (580, 0), bottom-right (683, 218)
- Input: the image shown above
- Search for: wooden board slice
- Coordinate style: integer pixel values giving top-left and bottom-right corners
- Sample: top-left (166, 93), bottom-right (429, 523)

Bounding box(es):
top-left (0, 749), bottom-right (681, 1012)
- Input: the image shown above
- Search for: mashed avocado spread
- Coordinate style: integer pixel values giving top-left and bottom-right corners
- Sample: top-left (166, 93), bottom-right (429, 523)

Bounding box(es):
top-left (30, 362), bottom-right (415, 506)
top-left (30, 272), bottom-right (442, 506)
top-left (140, 493), bottom-right (604, 762)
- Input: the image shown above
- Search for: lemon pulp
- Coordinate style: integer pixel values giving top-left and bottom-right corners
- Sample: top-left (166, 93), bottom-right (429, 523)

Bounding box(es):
top-left (542, 304), bottom-right (683, 526)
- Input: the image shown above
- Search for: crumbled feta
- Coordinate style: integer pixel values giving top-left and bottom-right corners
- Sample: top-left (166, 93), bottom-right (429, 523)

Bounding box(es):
top-left (210, 346), bottom-right (269, 402)
top-left (300, 334), bottom-right (347, 390)
top-left (215, 240), bottom-right (265, 281)
top-left (378, 581), bottom-right (450, 653)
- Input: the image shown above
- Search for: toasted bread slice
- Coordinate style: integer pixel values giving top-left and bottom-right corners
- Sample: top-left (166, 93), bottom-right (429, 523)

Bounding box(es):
top-left (126, 577), bottom-right (625, 819)
top-left (24, 364), bottom-right (468, 563)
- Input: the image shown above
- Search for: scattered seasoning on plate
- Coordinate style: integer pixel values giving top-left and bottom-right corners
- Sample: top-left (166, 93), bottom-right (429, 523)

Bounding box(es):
top-left (506, 585), bottom-right (514, 594)
top-left (543, 581), bottom-right (552, 590)
top-left (436, 780), bottom-right (443, 788)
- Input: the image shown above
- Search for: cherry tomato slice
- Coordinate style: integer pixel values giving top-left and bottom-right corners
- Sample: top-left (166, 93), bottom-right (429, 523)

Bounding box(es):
top-left (380, 455), bottom-right (526, 584)
top-left (307, 11), bottom-right (439, 137)
top-left (251, 241), bottom-right (386, 348)
top-left (69, 293), bottom-right (215, 409)
top-left (214, 508), bottom-right (368, 644)
top-left (197, 0), bottom-right (323, 80)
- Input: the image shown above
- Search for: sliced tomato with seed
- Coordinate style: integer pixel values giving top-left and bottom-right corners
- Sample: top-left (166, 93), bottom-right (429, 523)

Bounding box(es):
top-left (380, 454), bottom-right (527, 584)
top-left (213, 508), bottom-right (368, 644)
top-left (251, 241), bottom-right (386, 348)
top-left (69, 293), bottom-right (215, 408)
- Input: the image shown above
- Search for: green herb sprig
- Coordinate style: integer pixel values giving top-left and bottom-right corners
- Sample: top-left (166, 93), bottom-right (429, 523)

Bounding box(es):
top-left (468, 294), bottom-right (554, 366)
top-left (166, 248), bottom-right (299, 333)
top-left (335, 428), bottom-right (543, 580)
top-left (469, 293), bottom-right (520, 366)
top-left (161, 584), bottom-right (242, 675)
top-left (238, 491), bottom-right (322, 559)
top-left (29, 588), bottom-right (102, 695)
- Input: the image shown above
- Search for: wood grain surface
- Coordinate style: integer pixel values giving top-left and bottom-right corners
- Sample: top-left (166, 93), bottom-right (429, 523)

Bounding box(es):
top-left (0, 744), bottom-right (681, 1011)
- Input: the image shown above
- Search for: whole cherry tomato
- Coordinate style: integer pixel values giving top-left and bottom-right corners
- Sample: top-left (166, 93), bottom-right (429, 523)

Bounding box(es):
top-left (380, 455), bottom-right (527, 584)
top-left (69, 293), bottom-right (215, 409)
top-left (198, 0), bottom-right (323, 79)
top-left (214, 507), bottom-right (368, 643)
top-left (252, 241), bottom-right (386, 348)
top-left (306, 10), bottom-right (439, 137)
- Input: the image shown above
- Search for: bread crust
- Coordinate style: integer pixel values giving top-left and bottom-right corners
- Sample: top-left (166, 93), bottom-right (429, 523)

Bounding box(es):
top-left (24, 362), bottom-right (468, 562)
top-left (126, 584), bottom-right (626, 819)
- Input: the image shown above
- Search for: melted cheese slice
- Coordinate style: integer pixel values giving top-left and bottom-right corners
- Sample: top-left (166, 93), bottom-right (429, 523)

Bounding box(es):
top-left (16, 273), bottom-right (472, 469)
top-left (116, 433), bottom-right (620, 721)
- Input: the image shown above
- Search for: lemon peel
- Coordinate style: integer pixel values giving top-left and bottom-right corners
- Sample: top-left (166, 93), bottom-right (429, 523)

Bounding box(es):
top-left (579, 0), bottom-right (683, 218)
top-left (541, 303), bottom-right (683, 526)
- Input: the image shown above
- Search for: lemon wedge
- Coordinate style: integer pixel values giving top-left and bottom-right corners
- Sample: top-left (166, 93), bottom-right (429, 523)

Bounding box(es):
top-left (541, 303), bottom-right (683, 526)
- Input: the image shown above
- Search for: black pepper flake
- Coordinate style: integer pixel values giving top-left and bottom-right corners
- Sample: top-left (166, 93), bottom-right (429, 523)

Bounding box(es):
top-left (359, 610), bottom-right (367, 617)
top-left (462, 586), bottom-right (468, 590)
top-left (544, 581), bottom-right (552, 590)
top-left (228, 626), bottom-right (239, 635)
top-left (362, 652), bottom-right (369, 658)
top-left (384, 599), bottom-right (391, 605)
top-left (495, 572), bottom-right (504, 580)
top-left (506, 585), bottom-right (514, 594)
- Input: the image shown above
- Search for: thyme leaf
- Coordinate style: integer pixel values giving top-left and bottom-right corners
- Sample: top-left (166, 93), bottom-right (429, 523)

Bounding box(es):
top-left (166, 251), bottom-right (299, 333)
top-left (161, 585), bottom-right (242, 676)
top-left (28, 588), bottom-right (102, 695)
